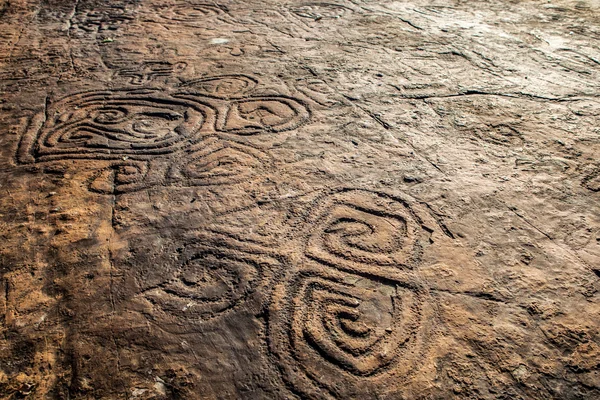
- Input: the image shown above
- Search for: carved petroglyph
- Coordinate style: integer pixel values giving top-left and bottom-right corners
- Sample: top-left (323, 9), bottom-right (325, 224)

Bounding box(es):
top-left (291, 3), bottom-right (353, 20)
top-left (134, 239), bottom-right (281, 333)
top-left (263, 189), bottom-right (446, 398)
top-left (143, 251), bottom-right (258, 321)
top-left (17, 89), bottom-right (212, 162)
top-left (16, 76), bottom-right (311, 193)
top-left (159, 3), bottom-right (226, 20)
top-left (116, 61), bottom-right (188, 85)
top-left (303, 189), bottom-right (431, 281)
top-left (268, 267), bottom-right (431, 399)
top-left (168, 139), bottom-right (271, 187)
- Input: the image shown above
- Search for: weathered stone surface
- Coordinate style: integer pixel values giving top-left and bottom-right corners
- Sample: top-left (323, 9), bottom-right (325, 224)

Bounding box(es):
top-left (0, 0), bottom-right (599, 398)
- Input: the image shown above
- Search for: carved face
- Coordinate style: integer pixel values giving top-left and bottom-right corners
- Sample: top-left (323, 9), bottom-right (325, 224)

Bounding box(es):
top-left (22, 89), bottom-right (213, 161)
top-left (16, 77), bottom-right (311, 194)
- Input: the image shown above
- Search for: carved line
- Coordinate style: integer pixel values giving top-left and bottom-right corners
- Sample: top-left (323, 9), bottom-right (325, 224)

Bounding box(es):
top-left (268, 268), bottom-right (429, 399)
top-left (137, 241), bottom-right (280, 332)
top-left (302, 189), bottom-right (430, 281)
top-left (19, 89), bottom-right (309, 163)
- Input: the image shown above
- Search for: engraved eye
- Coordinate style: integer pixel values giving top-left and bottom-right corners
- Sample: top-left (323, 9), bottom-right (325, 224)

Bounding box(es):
top-left (140, 251), bottom-right (263, 326)
top-left (93, 107), bottom-right (129, 124)
top-left (130, 111), bottom-right (184, 136)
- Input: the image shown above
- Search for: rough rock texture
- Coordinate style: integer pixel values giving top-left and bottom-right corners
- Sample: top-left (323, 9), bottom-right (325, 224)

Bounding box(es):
top-left (0, 0), bottom-right (599, 398)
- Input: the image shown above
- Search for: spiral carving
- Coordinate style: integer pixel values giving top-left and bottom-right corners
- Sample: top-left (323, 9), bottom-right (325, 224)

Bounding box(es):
top-left (18, 89), bottom-right (211, 162)
top-left (305, 190), bottom-right (426, 280)
top-left (138, 245), bottom-right (278, 333)
top-left (269, 269), bottom-right (429, 399)
top-left (16, 77), bottom-right (312, 194)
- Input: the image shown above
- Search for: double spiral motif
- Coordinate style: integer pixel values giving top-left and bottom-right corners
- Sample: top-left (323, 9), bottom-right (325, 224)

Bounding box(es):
top-left (268, 189), bottom-right (435, 398)
top-left (17, 76), bottom-right (311, 194)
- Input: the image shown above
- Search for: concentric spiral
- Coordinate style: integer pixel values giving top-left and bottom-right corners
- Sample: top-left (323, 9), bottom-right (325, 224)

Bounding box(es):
top-left (305, 190), bottom-right (427, 280)
top-left (20, 89), bottom-right (213, 162)
top-left (269, 269), bottom-right (430, 399)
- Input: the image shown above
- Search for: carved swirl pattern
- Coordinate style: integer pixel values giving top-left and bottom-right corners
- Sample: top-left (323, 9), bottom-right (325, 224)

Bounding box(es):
top-left (266, 189), bottom-right (438, 398)
top-left (19, 89), bottom-right (211, 160)
top-left (135, 240), bottom-right (280, 333)
top-left (269, 268), bottom-right (430, 399)
top-left (160, 4), bottom-right (224, 21)
top-left (17, 75), bottom-right (311, 194)
top-left (304, 189), bottom-right (428, 280)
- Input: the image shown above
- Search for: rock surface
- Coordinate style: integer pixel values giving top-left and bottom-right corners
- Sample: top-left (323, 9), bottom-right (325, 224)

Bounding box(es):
top-left (0, 0), bottom-right (599, 398)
